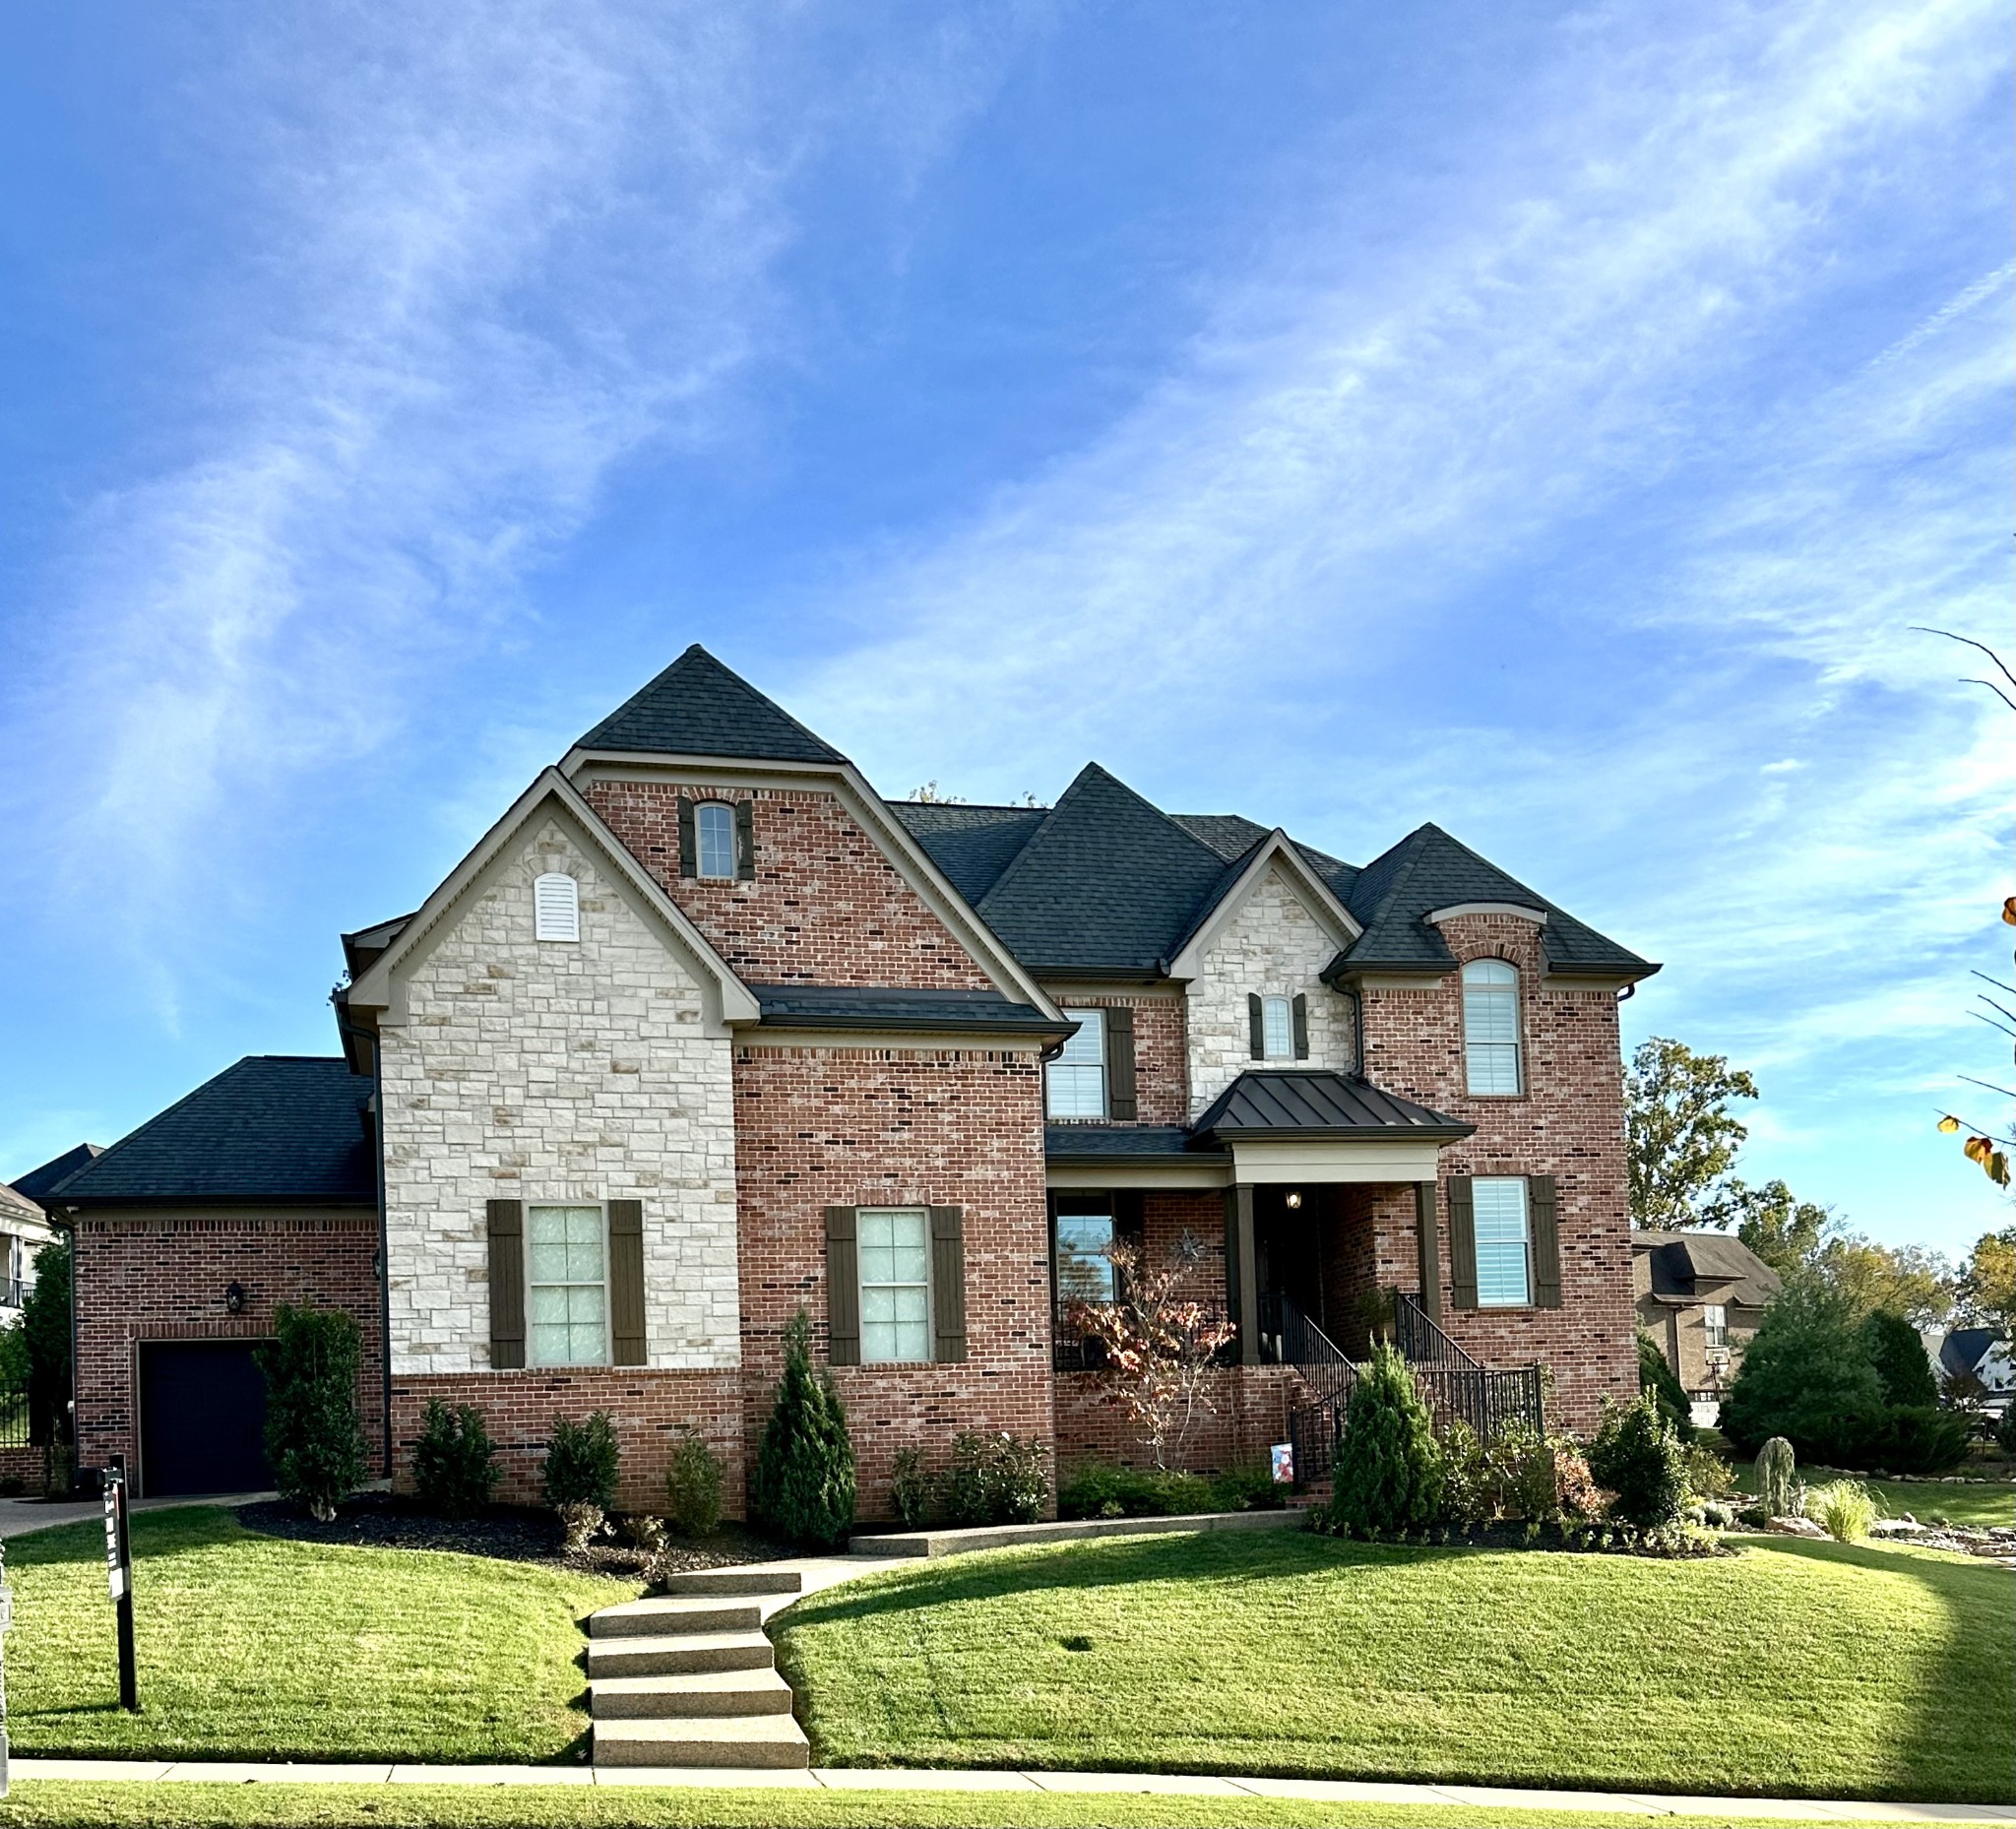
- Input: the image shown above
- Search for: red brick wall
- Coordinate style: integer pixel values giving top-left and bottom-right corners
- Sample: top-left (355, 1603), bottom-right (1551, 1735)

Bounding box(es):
top-left (1039, 989), bottom-right (1188, 1126)
top-left (733, 1042), bottom-right (1053, 1523)
top-left (72, 1208), bottom-right (384, 1485)
top-left (389, 1368), bottom-right (744, 1514)
top-left (1359, 914), bottom-right (1637, 1432)
top-left (584, 780), bottom-right (994, 989)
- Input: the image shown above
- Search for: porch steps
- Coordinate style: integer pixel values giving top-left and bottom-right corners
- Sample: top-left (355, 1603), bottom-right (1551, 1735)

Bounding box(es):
top-left (586, 1570), bottom-right (809, 1769)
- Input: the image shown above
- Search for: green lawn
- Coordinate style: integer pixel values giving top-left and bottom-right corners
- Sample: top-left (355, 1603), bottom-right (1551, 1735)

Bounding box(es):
top-left (772, 1531), bottom-right (2016, 1803)
top-left (2, 1504), bottom-right (635, 1761)
top-left (0, 1786), bottom-right (1969, 1829)
top-left (1734, 1471), bottom-right (2014, 1532)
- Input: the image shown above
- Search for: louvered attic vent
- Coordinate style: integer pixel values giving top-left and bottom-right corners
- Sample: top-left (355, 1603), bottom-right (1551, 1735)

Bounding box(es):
top-left (534, 872), bottom-right (580, 942)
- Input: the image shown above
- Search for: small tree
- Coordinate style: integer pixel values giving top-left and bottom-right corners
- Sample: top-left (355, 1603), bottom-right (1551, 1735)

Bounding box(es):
top-left (1589, 1394), bottom-right (1686, 1531)
top-left (1332, 1345), bottom-right (1444, 1536)
top-left (1636, 1331), bottom-right (1695, 1441)
top-left (255, 1304), bottom-right (366, 1522)
top-left (1721, 1277), bottom-right (1887, 1461)
top-left (663, 1431), bottom-right (724, 1538)
top-left (22, 1239), bottom-right (72, 1491)
top-left (1754, 1436), bottom-right (1797, 1516)
top-left (410, 1399), bottom-right (499, 1518)
top-left (1072, 1231), bottom-right (1236, 1471)
top-left (1861, 1309), bottom-right (1937, 1409)
top-left (751, 1309), bottom-right (855, 1547)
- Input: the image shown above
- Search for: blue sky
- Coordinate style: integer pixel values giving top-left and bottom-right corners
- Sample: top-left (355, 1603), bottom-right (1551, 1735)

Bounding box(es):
top-left (1, 2), bottom-right (2009, 1256)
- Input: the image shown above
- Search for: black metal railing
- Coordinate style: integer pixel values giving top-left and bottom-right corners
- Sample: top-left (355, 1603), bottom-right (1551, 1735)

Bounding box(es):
top-left (1258, 1293), bottom-right (1356, 1408)
top-left (1289, 1389), bottom-right (1346, 1488)
top-left (1051, 1307), bottom-right (1109, 1373)
top-left (0, 1374), bottom-right (32, 1450)
top-left (1392, 1291), bottom-right (1545, 1438)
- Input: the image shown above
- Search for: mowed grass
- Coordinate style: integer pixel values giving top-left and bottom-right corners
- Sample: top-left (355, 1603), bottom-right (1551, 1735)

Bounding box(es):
top-left (0, 1785), bottom-right (1969, 1829)
top-left (2, 1504), bottom-right (635, 1761)
top-left (772, 1531), bottom-right (2015, 1802)
top-left (1742, 1473), bottom-right (2013, 1532)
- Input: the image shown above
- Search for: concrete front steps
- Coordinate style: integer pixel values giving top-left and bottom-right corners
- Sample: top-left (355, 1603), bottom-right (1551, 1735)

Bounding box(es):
top-left (586, 1568), bottom-right (808, 1769)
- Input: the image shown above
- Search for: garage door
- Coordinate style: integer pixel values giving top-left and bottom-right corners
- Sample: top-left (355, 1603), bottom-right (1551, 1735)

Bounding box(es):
top-left (139, 1342), bottom-right (271, 1497)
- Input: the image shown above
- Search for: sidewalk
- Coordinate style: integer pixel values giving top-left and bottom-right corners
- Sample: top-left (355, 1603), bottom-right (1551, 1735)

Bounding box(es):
top-left (8, 1757), bottom-right (2013, 1821)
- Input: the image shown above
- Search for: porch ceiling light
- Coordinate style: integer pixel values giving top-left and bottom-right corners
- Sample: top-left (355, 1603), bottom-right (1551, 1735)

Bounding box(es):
top-left (1285, 1190), bottom-right (1302, 1210)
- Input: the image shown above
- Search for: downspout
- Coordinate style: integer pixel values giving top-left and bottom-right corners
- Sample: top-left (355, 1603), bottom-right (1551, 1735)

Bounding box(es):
top-left (333, 998), bottom-right (394, 1482)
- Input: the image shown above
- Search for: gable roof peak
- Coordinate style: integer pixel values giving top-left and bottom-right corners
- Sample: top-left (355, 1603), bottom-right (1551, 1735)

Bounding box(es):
top-left (576, 643), bottom-right (848, 766)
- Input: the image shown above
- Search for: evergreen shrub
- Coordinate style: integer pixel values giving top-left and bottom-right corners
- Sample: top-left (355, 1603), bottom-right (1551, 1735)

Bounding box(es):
top-left (891, 1448), bottom-right (930, 1529)
top-left (544, 1411), bottom-right (620, 1510)
top-left (1754, 1436), bottom-right (1798, 1516)
top-left (1721, 1280), bottom-right (1886, 1462)
top-left (410, 1398), bottom-right (500, 1518)
top-left (255, 1303), bottom-right (367, 1522)
top-left (1636, 1331), bottom-right (1696, 1441)
top-left (1332, 1345), bottom-right (1444, 1536)
top-left (751, 1309), bottom-right (855, 1547)
top-left (1860, 1309), bottom-right (1937, 1409)
top-left (1998, 1401), bottom-right (2016, 1458)
top-left (943, 1431), bottom-right (1049, 1527)
top-left (1588, 1394), bottom-right (1686, 1530)
top-left (663, 1431), bottom-right (724, 1538)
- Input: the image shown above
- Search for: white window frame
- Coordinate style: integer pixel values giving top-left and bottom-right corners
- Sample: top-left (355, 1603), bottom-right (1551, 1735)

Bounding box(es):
top-left (1473, 1177), bottom-right (1532, 1307)
top-left (1702, 1303), bottom-right (1728, 1350)
top-left (1261, 994), bottom-right (1293, 1061)
top-left (1047, 1008), bottom-right (1107, 1120)
top-left (533, 872), bottom-right (580, 942)
top-left (526, 1201), bottom-right (610, 1367)
top-left (857, 1207), bottom-right (932, 1365)
top-left (695, 801), bottom-right (738, 880)
top-left (1462, 959), bottom-right (1523, 1096)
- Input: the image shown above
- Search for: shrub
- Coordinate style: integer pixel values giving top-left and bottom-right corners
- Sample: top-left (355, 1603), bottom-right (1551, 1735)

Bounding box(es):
top-left (943, 1431), bottom-right (1049, 1527)
top-left (254, 1304), bottom-right (367, 1522)
top-left (410, 1398), bottom-right (499, 1518)
top-left (751, 1309), bottom-right (855, 1547)
top-left (1588, 1394), bottom-right (1685, 1531)
top-left (663, 1431), bottom-right (724, 1538)
top-left (1721, 1279), bottom-right (1887, 1463)
top-left (1807, 1479), bottom-right (1877, 1544)
top-left (1333, 1345), bottom-right (1444, 1536)
top-left (1860, 1309), bottom-right (1937, 1409)
top-left (1754, 1436), bottom-right (1798, 1516)
top-left (1636, 1331), bottom-right (1695, 1441)
top-left (544, 1411), bottom-right (620, 1511)
top-left (1208, 1462), bottom-right (1288, 1512)
top-left (1678, 1440), bottom-right (1735, 1503)
top-left (1998, 1401), bottom-right (2016, 1458)
top-left (891, 1448), bottom-right (930, 1529)
top-left (1437, 1421), bottom-right (1494, 1525)
top-left (1855, 1405), bottom-right (1970, 1477)
top-left (1057, 1462), bottom-right (1214, 1520)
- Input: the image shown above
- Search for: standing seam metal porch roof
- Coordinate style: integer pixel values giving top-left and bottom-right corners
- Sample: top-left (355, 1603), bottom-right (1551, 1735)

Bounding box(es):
top-left (1191, 1070), bottom-right (1474, 1141)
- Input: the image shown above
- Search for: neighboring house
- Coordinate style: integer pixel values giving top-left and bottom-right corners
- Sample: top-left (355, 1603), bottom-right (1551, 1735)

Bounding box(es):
top-left (1936, 1326), bottom-right (2014, 1408)
top-left (1632, 1229), bottom-right (1780, 1399)
top-left (50, 646), bottom-right (1659, 1507)
top-left (0, 1180), bottom-right (55, 1314)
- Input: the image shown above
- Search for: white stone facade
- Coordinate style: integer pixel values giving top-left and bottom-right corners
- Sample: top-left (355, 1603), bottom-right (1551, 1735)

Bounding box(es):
top-left (380, 818), bottom-right (740, 1375)
top-left (1184, 864), bottom-right (1356, 1118)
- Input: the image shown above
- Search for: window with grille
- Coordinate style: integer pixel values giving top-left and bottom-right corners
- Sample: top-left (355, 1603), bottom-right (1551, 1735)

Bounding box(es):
top-left (1054, 1203), bottom-right (1117, 1305)
top-left (527, 1204), bottom-right (608, 1365)
top-left (1703, 1303), bottom-right (1728, 1349)
top-left (858, 1208), bottom-right (931, 1363)
top-left (1047, 1009), bottom-right (1107, 1119)
top-left (696, 801), bottom-right (737, 879)
top-left (533, 872), bottom-right (580, 942)
top-left (1261, 995), bottom-right (1292, 1060)
top-left (1473, 1177), bottom-right (1531, 1306)
top-left (1462, 960), bottom-right (1522, 1095)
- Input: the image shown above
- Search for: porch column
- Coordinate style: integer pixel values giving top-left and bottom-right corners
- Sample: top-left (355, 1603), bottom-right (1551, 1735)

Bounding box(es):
top-left (1225, 1182), bottom-right (1260, 1366)
top-left (1415, 1180), bottom-right (1442, 1323)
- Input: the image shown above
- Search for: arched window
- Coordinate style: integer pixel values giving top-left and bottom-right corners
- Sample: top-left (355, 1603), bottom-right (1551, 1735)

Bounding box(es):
top-left (695, 801), bottom-right (737, 879)
top-left (1462, 959), bottom-right (1521, 1095)
top-left (533, 872), bottom-right (580, 942)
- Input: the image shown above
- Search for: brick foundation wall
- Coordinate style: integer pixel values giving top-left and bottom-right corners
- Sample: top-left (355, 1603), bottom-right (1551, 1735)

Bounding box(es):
top-left (72, 1207), bottom-right (384, 1482)
top-left (388, 1367), bottom-right (744, 1513)
top-left (585, 781), bottom-right (995, 989)
top-left (733, 1042), bottom-right (1053, 1523)
top-left (1054, 1365), bottom-right (1303, 1478)
top-left (1360, 914), bottom-right (1637, 1433)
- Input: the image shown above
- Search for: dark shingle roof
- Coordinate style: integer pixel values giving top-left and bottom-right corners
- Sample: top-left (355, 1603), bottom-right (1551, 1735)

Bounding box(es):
top-left (888, 803), bottom-right (1048, 904)
top-left (1939, 1326), bottom-right (2005, 1379)
top-left (1192, 1070), bottom-right (1472, 1141)
top-left (1044, 1125), bottom-right (1226, 1162)
top-left (578, 645), bottom-right (848, 765)
top-left (1632, 1230), bottom-right (1781, 1308)
top-left (976, 765), bottom-right (1231, 974)
top-left (53, 1058), bottom-right (376, 1206)
top-left (752, 985), bottom-right (1071, 1038)
top-left (1171, 815), bottom-right (1270, 862)
top-left (9, 1143), bottom-right (102, 1205)
top-left (1339, 823), bottom-right (1654, 979)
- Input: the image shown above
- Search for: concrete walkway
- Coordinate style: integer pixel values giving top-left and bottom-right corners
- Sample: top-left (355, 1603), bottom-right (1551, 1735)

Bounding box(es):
top-left (6, 1757), bottom-right (2011, 1820)
top-left (0, 1490), bottom-right (277, 1540)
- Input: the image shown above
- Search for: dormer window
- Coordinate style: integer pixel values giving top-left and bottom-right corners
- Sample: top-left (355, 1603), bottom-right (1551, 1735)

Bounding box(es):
top-left (696, 801), bottom-right (737, 879)
top-left (1462, 959), bottom-right (1521, 1095)
top-left (534, 873), bottom-right (580, 942)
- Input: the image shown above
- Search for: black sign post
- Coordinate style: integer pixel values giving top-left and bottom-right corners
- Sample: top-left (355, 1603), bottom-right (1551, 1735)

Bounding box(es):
top-left (102, 1456), bottom-right (138, 1713)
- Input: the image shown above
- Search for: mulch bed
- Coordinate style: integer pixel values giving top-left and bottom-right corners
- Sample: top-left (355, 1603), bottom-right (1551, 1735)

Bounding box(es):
top-left (235, 1493), bottom-right (793, 1576)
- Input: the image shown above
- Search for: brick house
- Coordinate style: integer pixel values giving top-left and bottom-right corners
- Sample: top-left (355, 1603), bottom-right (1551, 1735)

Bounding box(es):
top-left (1631, 1230), bottom-right (1781, 1406)
top-left (45, 646), bottom-right (1659, 1510)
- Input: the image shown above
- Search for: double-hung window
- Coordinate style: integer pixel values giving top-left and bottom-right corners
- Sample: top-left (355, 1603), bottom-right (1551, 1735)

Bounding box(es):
top-left (1472, 1177), bottom-right (1531, 1306)
top-left (858, 1208), bottom-right (931, 1363)
top-left (1703, 1303), bottom-right (1728, 1349)
top-left (528, 1204), bottom-right (608, 1365)
top-left (1462, 960), bottom-right (1522, 1095)
top-left (1047, 1009), bottom-right (1107, 1119)
top-left (1261, 995), bottom-right (1292, 1060)
top-left (695, 801), bottom-right (737, 879)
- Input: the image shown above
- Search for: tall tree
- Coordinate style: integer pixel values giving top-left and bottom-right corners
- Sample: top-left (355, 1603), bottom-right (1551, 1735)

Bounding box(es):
top-left (1714, 1177), bottom-right (1834, 1276)
top-left (1625, 1038), bottom-right (1759, 1230)
top-left (1960, 1226), bottom-right (2016, 1335)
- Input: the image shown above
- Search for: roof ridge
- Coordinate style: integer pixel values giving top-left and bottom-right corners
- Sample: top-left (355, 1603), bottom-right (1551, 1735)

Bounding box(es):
top-left (578, 644), bottom-right (847, 764)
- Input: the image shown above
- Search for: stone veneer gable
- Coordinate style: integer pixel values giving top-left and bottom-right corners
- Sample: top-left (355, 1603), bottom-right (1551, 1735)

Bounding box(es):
top-left (379, 818), bottom-right (741, 1376)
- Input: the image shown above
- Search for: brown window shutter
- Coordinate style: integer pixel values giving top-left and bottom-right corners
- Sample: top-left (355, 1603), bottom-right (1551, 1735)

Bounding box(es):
top-left (825, 1207), bottom-right (860, 1366)
top-left (734, 798), bottom-right (755, 880)
top-left (677, 795), bottom-right (697, 879)
top-left (1414, 1180), bottom-right (1442, 1321)
top-left (1104, 1005), bottom-right (1137, 1121)
top-left (930, 1206), bottom-right (967, 1362)
top-left (1247, 993), bottom-right (1265, 1059)
top-left (1529, 1174), bottom-right (1562, 1309)
top-left (1292, 993), bottom-right (1309, 1060)
top-left (608, 1199), bottom-right (647, 1364)
top-left (485, 1199), bottom-right (526, 1369)
top-left (1447, 1177), bottom-right (1478, 1311)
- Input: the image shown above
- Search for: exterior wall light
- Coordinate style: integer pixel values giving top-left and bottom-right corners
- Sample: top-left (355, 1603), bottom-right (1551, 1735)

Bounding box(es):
top-left (224, 1281), bottom-right (246, 1315)
top-left (1285, 1191), bottom-right (1302, 1210)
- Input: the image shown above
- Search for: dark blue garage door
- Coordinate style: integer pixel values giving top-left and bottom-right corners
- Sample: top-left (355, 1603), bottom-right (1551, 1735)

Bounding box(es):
top-left (139, 1341), bottom-right (271, 1497)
